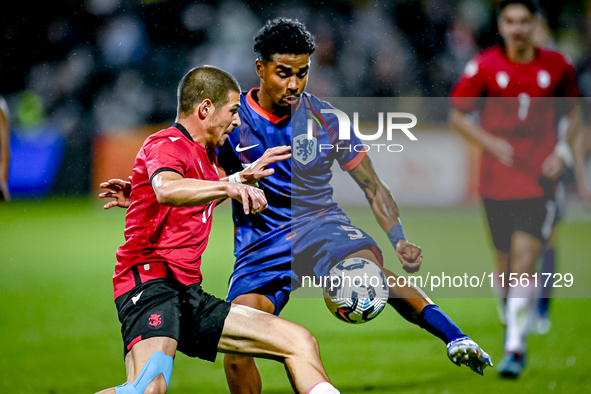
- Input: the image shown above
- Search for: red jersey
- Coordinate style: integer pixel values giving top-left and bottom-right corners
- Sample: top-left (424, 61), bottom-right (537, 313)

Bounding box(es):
top-left (113, 123), bottom-right (219, 299)
top-left (450, 45), bottom-right (579, 200)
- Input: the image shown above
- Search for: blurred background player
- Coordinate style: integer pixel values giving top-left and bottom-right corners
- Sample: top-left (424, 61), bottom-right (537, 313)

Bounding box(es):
top-left (96, 65), bottom-right (340, 394)
top-left (449, 0), bottom-right (580, 379)
top-left (102, 17), bottom-right (493, 394)
top-left (0, 95), bottom-right (10, 201)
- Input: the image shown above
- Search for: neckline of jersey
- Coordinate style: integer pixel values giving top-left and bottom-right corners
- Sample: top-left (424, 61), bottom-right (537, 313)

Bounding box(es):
top-left (246, 88), bottom-right (302, 124)
top-left (499, 44), bottom-right (541, 66)
top-left (172, 122), bottom-right (195, 142)
top-left (171, 122), bottom-right (214, 160)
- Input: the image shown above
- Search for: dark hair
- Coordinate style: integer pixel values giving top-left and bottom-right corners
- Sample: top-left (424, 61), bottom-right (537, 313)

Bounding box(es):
top-left (498, 0), bottom-right (537, 15)
top-left (253, 18), bottom-right (316, 63)
top-left (177, 65), bottom-right (240, 116)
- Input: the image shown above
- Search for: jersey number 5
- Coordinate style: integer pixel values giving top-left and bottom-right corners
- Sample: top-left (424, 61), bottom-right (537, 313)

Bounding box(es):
top-left (341, 225), bottom-right (365, 240)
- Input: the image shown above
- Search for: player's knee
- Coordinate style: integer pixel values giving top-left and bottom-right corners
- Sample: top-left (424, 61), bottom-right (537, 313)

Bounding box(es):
top-left (289, 325), bottom-right (320, 359)
top-left (512, 244), bottom-right (539, 274)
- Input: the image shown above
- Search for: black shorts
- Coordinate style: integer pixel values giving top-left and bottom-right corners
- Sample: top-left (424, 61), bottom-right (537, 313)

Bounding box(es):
top-left (483, 195), bottom-right (558, 252)
top-left (115, 278), bottom-right (231, 361)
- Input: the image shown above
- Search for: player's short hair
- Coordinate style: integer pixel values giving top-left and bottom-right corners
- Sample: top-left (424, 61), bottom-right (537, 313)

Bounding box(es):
top-left (498, 0), bottom-right (537, 16)
top-left (177, 65), bottom-right (241, 116)
top-left (253, 18), bottom-right (316, 63)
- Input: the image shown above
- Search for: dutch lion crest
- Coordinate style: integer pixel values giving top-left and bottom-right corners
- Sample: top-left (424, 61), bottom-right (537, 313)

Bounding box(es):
top-left (293, 134), bottom-right (317, 165)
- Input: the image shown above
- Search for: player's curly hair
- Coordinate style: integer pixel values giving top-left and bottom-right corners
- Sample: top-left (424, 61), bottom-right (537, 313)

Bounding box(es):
top-left (253, 18), bottom-right (316, 63)
top-left (498, 0), bottom-right (537, 15)
top-left (177, 65), bottom-right (240, 116)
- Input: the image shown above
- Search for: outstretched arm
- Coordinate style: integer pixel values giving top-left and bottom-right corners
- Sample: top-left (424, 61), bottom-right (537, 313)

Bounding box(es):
top-left (221, 146), bottom-right (291, 184)
top-left (152, 171), bottom-right (267, 215)
top-left (101, 146), bottom-right (292, 210)
top-left (348, 155), bottom-right (422, 273)
top-left (99, 146), bottom-right (291, 209)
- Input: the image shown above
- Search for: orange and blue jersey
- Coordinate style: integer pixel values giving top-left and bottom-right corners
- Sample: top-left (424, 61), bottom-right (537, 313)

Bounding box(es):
top-left (218, 88), bottom-right (368, 259)
top-left (218, 89), bottom-right (380, 314)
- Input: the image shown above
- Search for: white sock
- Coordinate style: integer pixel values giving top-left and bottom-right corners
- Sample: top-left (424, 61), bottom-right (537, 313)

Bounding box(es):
top-left (492, 271), bottom-right (508, 325)
top-left (307, 381), bottom-right (340, 394)
top-left (504, 280), bottom-right (536, 354)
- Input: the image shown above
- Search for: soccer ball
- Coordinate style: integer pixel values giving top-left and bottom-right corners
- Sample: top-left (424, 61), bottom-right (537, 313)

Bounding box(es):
top-left (323, 258), bottom-right (389, 324)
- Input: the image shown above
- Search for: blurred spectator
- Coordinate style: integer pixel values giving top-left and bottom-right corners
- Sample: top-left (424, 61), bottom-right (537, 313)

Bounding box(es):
top-left (96, 13), bottom-right (148, 68)
top-left (0, 0), bottom-right (589, 195)
top-left (3, 0), bottom-right (589, 132)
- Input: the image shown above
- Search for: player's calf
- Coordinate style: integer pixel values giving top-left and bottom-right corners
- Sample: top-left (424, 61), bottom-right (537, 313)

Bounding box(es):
top-left (223, 354), bottom-right (262, 394)
top-left (282, 323), bottom-right (323, 371)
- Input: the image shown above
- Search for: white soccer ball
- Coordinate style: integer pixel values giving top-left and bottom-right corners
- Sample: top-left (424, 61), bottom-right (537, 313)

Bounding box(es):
top-left (323, 258), bottom-right (389, 324)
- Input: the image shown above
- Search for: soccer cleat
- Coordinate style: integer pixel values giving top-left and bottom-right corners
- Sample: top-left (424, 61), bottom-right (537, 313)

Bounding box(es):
top-left (497, 352), bottom-right (525, 379)
top-left (446, 337), bottom-right (493, 375)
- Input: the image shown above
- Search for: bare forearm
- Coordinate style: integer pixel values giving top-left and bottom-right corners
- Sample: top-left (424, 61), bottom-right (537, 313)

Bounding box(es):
top-left (349, 156), bottom-right (401, 232)
top-left (152, 171), bottom-right (267, 214)
top-left (563, 105), bottom-right (581, 146)
top-left (349, 156), bottom-right (422, 271)
top-left (449, 108), bottom-right (489, 148)
top-left (450, 108), bottom-right (514, 166)
top-left (369, 180), bottom-right (402, 232)
top-left (547, 106), bottom-right (581, 175)
top-left (153, 177), bottom-right (230, 207)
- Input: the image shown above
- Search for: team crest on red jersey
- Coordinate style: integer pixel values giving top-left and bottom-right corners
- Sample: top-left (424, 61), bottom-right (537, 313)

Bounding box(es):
top-left (148, 313), bottom-right (162, 327)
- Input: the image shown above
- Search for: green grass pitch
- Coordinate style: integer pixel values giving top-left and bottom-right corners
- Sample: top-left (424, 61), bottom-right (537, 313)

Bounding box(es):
top-left (1, 198), bottom-right (590, 393)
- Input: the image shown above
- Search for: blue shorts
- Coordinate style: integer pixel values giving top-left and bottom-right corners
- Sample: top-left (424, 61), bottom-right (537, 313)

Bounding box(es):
top-left (226, 213), bottom-right (383, 315)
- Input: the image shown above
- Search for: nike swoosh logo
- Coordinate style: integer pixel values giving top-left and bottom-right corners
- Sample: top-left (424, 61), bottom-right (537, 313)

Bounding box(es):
top-left (132, 291), bottom-right (143, 305)
top-left (236, 143), bottom-right (259, 152)
top-left (169, 137), bottom-right (181, 142)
